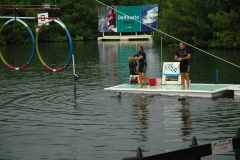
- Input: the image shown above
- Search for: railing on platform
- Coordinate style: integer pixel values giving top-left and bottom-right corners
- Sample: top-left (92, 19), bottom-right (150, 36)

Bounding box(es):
top-left (123, 128), bottom-right (240, 160)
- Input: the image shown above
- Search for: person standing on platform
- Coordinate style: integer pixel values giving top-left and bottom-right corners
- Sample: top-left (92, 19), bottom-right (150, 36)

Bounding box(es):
top-left (128, 46), bottom-right (147, 88)
top-left (174, 42), bottom-right (191, 90)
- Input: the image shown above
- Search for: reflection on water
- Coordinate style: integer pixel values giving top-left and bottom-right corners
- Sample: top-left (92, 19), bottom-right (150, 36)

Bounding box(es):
top-left (131, 95), bottom-right (151, 142)
top-left (0, 41), bottom-right (240, 160)
top-left (98, 41), bottom-right (162, 83)
top-left (178, 100), bottom-right (192, 139)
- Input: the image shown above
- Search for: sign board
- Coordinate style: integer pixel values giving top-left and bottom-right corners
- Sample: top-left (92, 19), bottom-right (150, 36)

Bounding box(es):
top-left (42, 3), bottom-right (50, 8)
top-left (161, 62), bottom-right (181, 85)
top-left (37, 12), bottom-right (49, 26)
top-left (117, 6), bottom-right (141, 32)
top-left (98, 4), bottom-right (158, 32)
top-left (163, 62), bottom-right (180, 76)
top-left (211, 138), bottom-right (233, 155)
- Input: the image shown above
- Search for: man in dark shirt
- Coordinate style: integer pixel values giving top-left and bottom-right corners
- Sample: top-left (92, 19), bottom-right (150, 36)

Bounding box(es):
top-left (174, 42), bottom-right (191, 90)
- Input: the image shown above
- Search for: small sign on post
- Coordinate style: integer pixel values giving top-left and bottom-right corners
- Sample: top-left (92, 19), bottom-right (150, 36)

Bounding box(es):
top-left (211, 138), bottom-right (233, 155)
top-left (42, 3), bottom-right (50, 9)
top-left (163, 62), bottom-right (180, 76)
top-left (37, 13), bottom-right (49, 27)
top-left (161, 62), bottom-right (181, 85)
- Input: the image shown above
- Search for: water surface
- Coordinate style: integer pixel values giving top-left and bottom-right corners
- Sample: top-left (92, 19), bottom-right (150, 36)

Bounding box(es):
top-left (0, 41), bottom-right (240, 160)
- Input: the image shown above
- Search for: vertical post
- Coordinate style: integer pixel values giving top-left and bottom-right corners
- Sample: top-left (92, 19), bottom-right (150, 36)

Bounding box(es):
top-left (160, 37), bottom-right (163, 78)
top-left (120, 32), bottom-right (121, 36)
top-left (161, 37), bottom-right (162, 64)
top-left (103, 32), bottom-right (104, 37)
top-left (215, 69), bottom-right (218, 84)
top-left (72, 53), bottom-right (77, 100)
top-left (189, 137), bottom-right (201, 160)
top-left (235, 128), bottom-right (240, 160)
top-left (135, 32), bottom-right (137, 35)
top-left (74, 75), bottom-right (77, 100)
top-left (72, 54), bottom-right (77, 100)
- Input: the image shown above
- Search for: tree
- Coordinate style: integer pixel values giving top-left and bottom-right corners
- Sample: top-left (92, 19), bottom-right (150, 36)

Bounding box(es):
top-left (0, 0), bottom-right (240, 48)
top-left (208, 10), bottom-right (240, 48)
top-left (153, 0), bottom-right (240, 48)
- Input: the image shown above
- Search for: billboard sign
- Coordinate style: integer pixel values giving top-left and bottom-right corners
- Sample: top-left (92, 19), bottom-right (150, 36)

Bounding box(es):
top-left (116, 6), bottom-right (141, 32)
top-left (98, 4), bottom-right (158, 32)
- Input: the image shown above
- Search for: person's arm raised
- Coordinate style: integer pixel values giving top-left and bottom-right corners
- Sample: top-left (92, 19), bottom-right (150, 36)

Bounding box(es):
top-left (128, 55), bottom-right (143, 61)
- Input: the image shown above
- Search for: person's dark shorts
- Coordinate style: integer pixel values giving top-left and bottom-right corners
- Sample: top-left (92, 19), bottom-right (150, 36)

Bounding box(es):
top-left (180, 63), bottom-right (190, 73)
top-left (139, 63), bottom-right (147, 73)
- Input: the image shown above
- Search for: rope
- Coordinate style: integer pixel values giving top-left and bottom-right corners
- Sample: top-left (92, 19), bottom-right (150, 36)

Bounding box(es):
top-left (95, 0), bottom-right (240, 69)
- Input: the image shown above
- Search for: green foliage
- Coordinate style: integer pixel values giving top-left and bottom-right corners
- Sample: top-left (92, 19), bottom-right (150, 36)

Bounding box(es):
top-left (118, 0), bottom-right (143, 6)
top-left (154, 0), bottom-right (240, 48)
top-left (0, 0), bottom-right (240, 48)
top-left (207, 10), bottom-right (240, 48)
top-left (0, 36), bottom-right (6, 45)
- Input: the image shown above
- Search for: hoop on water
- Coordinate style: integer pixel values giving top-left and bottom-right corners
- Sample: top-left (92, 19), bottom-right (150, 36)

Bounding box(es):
top-left (0, 19), bottom-right (35, 70)
top-left (36, 19), bottom-right (73, 72)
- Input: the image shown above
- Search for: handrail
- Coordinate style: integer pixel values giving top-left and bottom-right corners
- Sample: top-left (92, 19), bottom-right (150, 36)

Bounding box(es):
top-left (0, 7), bottom-right (60, 10)
top-left (124, 128), bottom-right (240, 160)
top-left (0, 16), bottom-right (59, 20)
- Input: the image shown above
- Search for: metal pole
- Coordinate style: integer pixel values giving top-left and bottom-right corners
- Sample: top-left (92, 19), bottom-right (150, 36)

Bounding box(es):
top-left (0, 16), bottom-right (58, 19)
top-left (72, 53), bottom-right (77, 100)
top-left (0, 7), bottom-right (60, 10)
top-left (161, 37), bottom-right (162, 64)
top-left (160, 37), bottom-right (163, 77)
top-left (73, 77), bottom-right (77, 100)
top-left (0, 4), bottom-right (57, 7)
top-left (72, 55), bottom-right (76, 78)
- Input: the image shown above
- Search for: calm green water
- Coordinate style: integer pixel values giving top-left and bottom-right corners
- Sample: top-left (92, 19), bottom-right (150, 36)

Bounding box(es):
top-left (0, 41), bottom-right (240, 160)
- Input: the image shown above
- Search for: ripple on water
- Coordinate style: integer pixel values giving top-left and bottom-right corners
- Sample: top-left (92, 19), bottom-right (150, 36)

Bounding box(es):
top-left (1, 42), bottom-right (240, 160)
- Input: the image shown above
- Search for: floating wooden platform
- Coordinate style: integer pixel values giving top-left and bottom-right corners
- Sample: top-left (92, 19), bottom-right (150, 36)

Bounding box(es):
top-left (104, 83), bottom-right (240, 98)
top-left (97, 35), bottom-right (152, 41)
